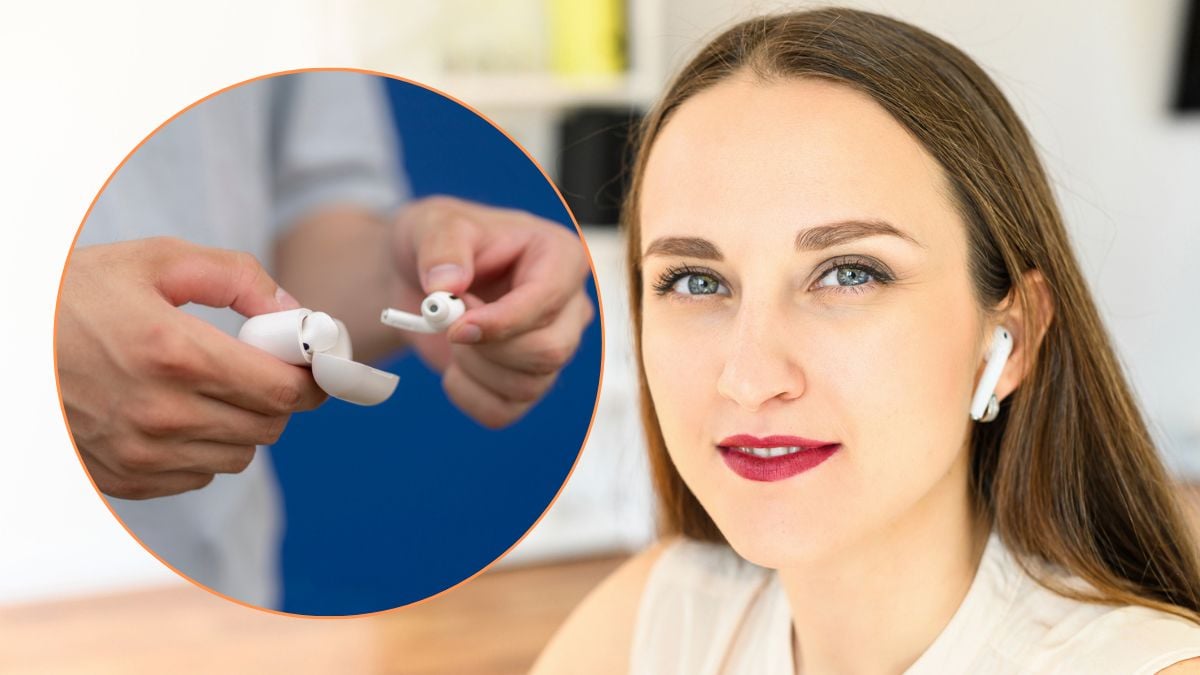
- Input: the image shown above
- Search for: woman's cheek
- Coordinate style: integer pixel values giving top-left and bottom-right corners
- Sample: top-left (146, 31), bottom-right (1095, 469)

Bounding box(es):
top-left (847, 308), bottom-right (977, 503)
top-left (642, 310), bottom-right (715, 456)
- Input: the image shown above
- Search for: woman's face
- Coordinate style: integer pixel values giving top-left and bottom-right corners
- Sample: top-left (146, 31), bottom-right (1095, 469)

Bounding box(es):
top-left (639, 74), bottom-right (988, 568)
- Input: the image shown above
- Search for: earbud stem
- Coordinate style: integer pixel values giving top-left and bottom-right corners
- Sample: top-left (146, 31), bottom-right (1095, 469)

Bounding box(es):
top-left (380, 308), bottom-right (439, 333)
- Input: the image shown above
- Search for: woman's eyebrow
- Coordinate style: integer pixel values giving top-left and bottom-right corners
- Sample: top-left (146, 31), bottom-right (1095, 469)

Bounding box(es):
top-left (642, 236), bottom-right (724, 261)
top-left (641, 219), bottom-right (923, 261)
top-left (795, 219), bottom-right (925, 251)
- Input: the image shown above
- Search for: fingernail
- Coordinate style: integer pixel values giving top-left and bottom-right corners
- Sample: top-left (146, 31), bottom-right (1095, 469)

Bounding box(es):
top-left (452, 324), bottom-right (482, 344)
top-left (275, 286), bottom-right (301, 310)
top-left (425, 263), bottom-right (463, 292)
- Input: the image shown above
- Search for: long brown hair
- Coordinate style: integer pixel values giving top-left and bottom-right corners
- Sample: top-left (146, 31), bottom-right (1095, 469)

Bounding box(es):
top-left (623, 7), bottom-right (1200, 622)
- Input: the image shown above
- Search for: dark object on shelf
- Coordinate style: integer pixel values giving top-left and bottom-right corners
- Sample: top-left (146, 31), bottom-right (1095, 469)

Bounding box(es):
top-left (558, 107), bottom-right (644, 226)
top-left (1177, 0), bottom-right (1200, 112)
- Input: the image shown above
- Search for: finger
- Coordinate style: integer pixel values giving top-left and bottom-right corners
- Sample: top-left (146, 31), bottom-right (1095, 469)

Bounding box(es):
top-left (451, 345), bottom-right (560, 404)
top-left (464, 290), bottom-right (593, 375)
top-left (442, 362), bottom-right (537, 430)
top-left (87, 418), bottom-right (260, 476)
top-left (178, 315), bottom-right (328, 415)
top-left (172, 441), bottom-right (258, 475)
top-left (133, 389), bottom-right (291, 447)
top-left (86, 458), bottom-right (216, 501)
top-left (450, 233), bottom-right (589, 343)
top-left (147, 237), bottom-right (300, 318)
top-left (119, 438), bottom-right (256, 476)
top-left (409, 203), bottom-right (479, 295)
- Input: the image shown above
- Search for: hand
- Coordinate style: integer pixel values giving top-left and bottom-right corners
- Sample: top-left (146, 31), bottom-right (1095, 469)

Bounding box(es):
top-left (391, 196), bottom-right (595, 428)
top-left (56, 237), bottom-right (327, 499)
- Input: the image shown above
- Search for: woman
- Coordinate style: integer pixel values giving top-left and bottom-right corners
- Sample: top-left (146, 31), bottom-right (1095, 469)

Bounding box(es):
top-left (532, 7), bottom-right (1200, 674)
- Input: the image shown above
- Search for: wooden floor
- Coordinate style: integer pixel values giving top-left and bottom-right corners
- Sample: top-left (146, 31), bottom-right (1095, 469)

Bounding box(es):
top-left (0, 553), bottom-right (627, 675)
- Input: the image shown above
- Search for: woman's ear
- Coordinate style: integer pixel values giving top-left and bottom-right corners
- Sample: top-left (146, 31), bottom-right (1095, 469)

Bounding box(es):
top-left (993, 268), bottom-right (1055, 401)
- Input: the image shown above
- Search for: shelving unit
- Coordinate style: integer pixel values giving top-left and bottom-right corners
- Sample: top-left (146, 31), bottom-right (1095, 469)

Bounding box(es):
top-left (355, 0), bottom-right (664, 168)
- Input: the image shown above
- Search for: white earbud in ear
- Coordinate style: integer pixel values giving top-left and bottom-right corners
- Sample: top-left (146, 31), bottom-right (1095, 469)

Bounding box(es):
top-left (380, 291), bottom-right (466, 334)
top-left (238, 309), bottom-right (399, 406)
top-left (970, 325), bottom-right (1013, 422)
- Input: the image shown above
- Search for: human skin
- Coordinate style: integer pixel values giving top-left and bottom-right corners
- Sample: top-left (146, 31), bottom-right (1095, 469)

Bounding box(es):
top-left (58, 196), bottom-right (593, 499)
top-left (57, 238), bottom-right (328, 500)
top-left (276, 196), bottom-right (595, 428)
top-left (531, 70), bottom-right (1200, 675)
top-left (637, 73), bottom-right (1049, 672)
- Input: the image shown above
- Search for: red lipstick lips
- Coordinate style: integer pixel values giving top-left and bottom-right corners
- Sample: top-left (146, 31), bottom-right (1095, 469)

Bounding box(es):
top-left (717, 434), bottom-right (841, 482)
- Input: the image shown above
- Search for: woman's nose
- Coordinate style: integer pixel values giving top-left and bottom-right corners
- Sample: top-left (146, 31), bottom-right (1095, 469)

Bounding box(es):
top-left (715, 305), bottom-right (805, 411)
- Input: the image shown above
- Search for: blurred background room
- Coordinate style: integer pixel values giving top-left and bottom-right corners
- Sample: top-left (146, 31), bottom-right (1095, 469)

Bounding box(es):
top-left (3, 0), bottom-right (1199, 672)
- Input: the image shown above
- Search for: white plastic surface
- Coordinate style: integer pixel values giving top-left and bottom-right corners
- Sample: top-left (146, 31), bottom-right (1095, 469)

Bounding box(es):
top-left (381, 291), bottom-right (465, 333)
top-left (238, 309), bottom-right (399, 406)
top-left (380, 307), bottom-right (437, 333)
top-left (328, 318), bottom-right (353, 359)
top-left (420, 291), bottom-right (465, 330)
top-left (237, 308), bottom-right (312, 365)
top-left (311, 352), bottom-right (399, 406)
top-left (300, 311), bottom-right (339, 356)
top-left (970, 325), bottom-right (1013, 420)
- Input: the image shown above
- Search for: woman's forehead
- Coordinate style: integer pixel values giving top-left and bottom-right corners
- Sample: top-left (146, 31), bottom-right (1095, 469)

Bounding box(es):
top-left (639, 75), bottom-right (955, 251)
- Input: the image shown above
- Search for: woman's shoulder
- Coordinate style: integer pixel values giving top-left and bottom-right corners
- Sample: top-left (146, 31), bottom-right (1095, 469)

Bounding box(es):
top-left (988, 545), bottom-right (1200, 673)
top-left (1023, 600), bottom-right (1200, 674)
top-left (529, 536), bottom-right (767, 675)
top-left (528, 537), bottom-right (681, 675)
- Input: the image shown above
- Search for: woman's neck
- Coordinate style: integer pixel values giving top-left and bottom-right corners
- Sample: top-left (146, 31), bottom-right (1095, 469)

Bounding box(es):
top-left (776, 453), bottom-right (991, 675)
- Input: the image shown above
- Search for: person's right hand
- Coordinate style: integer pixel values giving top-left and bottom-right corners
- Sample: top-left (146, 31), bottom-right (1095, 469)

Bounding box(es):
top-left (56, 237), bottom-right (327, 500)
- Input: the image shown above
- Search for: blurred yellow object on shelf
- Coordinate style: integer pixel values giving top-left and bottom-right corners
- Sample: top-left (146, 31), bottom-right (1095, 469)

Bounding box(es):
top-left (546, 0), bottom-right (626, 76)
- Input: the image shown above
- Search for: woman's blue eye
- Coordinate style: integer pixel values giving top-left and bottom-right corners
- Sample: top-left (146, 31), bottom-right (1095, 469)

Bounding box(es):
top-left (651, 265), bottom-right (728, 297)
top-left (816, 264), bottom-right (876, 289)
top-left (650, 258), bottom-right (890, 299)
top-left (677, 274), bottom-right (722, 295)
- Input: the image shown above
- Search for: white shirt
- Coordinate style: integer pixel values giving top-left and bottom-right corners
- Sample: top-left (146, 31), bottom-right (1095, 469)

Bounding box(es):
top-left (632, 530), bottom-right (1200, 674)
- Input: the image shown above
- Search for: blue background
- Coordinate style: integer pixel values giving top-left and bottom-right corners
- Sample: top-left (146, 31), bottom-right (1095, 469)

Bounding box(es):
top-left (270, 77), bottom-right (601, 616)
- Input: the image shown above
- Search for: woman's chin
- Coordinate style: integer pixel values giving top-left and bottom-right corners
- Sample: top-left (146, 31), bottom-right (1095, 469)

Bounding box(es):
top-left (712, 513), bottom-right (844, 570)
top-left (724, 534), bottom-right (822, 570)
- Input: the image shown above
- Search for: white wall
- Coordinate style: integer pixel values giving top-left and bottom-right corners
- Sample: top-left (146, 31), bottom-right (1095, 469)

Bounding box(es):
top-left (0, 0), bottom-right (358, 604)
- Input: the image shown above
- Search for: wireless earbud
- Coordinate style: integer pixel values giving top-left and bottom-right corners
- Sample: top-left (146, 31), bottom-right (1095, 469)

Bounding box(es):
top-left (237, 308), bottom-right (324, 365)
top-left (970, 325), bottom-right (1013, 422)
top-left (238, 309), bottom-right (399, 406)
top-left (380, 291), bottom-right (466, 334)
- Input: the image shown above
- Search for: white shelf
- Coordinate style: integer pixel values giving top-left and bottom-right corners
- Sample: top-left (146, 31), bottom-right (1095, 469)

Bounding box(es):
top-left (425, 72), bottom-right (657, 110)
top-left (353, 0), bottom-right (665, 113)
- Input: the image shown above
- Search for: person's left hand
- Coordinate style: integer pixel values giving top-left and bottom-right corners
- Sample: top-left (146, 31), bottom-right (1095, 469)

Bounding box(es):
top-left (390, 196), bottom-right (595, 428)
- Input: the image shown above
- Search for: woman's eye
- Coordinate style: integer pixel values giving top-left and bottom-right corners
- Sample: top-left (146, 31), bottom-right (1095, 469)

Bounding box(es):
top-left (813, 261), bottom-right (890, 294)
top-left (816, 265), bottom-right (873, 288)
top-left (651, 259), bottom-right (889, 299)
top-left (675, 273), bottom-right (723, 295)
top-left (651, 266), bottom-right (729, 298)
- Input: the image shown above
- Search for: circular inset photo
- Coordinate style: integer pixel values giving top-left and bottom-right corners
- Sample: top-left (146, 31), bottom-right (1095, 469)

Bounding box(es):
top-left (54, 69), bottom-right (602, 616)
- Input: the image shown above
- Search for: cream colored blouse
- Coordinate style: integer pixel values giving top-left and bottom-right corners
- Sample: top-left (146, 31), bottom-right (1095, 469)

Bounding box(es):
top-left (631, 531), bottom-right (1200, 674)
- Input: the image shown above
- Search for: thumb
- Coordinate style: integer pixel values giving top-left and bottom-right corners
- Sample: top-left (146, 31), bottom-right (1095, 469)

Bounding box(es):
top-left (150, 238), bottom-right (301, 318)
top-left (415, 214), bottom-right (477, 296)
